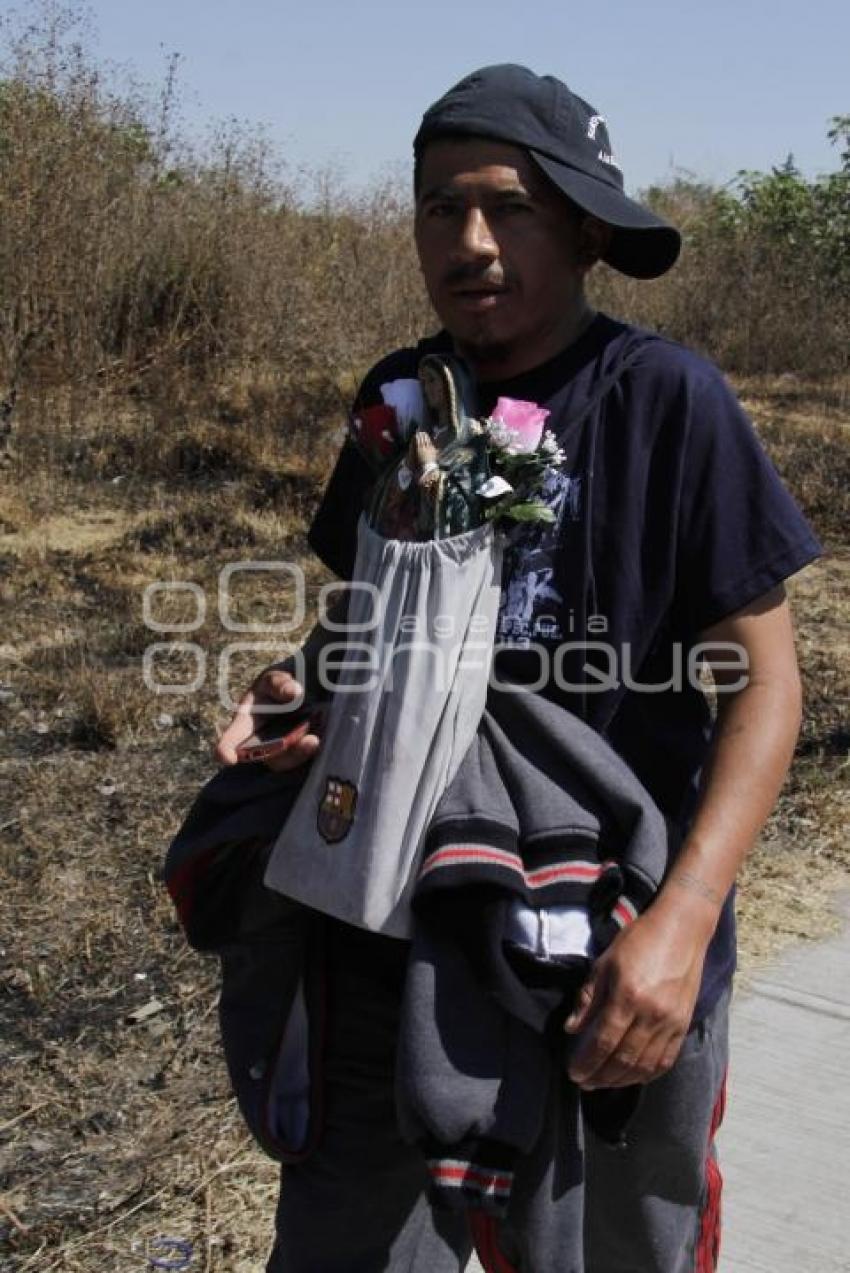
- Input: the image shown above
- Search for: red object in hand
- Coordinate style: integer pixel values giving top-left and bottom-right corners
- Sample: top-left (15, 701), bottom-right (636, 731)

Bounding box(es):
top-left (234, 703), bottom-right (324, 764)
top-left (235, 718), bottom-right (313, 764)
top-left (350, 404), bottom-right (399, 459)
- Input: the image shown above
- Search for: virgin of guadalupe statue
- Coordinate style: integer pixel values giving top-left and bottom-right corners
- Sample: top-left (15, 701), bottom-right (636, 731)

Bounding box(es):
top-left (370, 354), bottom-right (492, 540)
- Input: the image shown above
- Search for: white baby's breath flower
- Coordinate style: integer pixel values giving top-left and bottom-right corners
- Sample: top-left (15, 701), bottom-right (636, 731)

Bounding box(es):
top-left (485, 419), bottom-right (516, 450)
top-left (477, 475), bottom-right (514, 499)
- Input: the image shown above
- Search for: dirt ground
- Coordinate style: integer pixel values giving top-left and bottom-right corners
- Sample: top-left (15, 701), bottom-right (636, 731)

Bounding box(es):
top-left (0, 376), bottom-right (847, 1271)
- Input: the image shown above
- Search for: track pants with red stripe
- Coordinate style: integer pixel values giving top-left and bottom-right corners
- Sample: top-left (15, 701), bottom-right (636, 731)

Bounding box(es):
top-left (265, 922), bottom-right (730, 1273)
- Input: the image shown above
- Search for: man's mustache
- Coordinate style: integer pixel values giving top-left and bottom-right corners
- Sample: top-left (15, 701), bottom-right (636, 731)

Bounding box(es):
top-left (441, 264), bottom-right (509, 289)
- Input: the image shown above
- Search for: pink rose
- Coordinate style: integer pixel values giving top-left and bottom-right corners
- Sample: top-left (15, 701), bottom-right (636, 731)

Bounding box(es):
top-left (490, 398), bottom-right (550, 452)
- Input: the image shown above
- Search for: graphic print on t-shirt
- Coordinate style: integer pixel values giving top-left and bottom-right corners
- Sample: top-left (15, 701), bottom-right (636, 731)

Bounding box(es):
top-left (496, 468), bottom-right (582, 646)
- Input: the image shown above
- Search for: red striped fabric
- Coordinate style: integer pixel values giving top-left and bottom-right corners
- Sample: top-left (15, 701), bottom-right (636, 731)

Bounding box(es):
top-left (525, 861), bottom-right (604, 887)
top-left (420, 844), bottom-right (606, 890)
top-left (695, 1069), bottom-right (728, 1272)
top-left (428, 1160), bottom-right (513, 1197)
top-left (468, 1213), bottom-right (519, 1273)
top-left (419, 845), bottom-right (524, 877)
top-left (612, 895), bottom-right (639, 927)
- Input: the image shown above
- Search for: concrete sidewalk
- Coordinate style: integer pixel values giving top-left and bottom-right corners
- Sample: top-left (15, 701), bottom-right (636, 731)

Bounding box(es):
top-left (719, 890), bottom-right (850, 1272)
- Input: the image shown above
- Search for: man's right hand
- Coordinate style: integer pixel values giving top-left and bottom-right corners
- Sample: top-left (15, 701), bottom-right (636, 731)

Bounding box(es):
top-left (214, 668), bottom-right (323, 772)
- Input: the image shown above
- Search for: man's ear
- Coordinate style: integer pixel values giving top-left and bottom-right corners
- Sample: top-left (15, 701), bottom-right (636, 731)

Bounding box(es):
top-left (578, 216), bottom-right (613, 269)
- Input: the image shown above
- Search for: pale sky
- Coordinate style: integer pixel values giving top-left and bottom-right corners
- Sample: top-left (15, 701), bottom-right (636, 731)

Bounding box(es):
top-left (3, 0), bottom-right (847, 195)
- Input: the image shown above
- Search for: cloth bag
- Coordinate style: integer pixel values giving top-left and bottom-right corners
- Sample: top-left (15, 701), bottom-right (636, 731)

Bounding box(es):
top-left (263, 512), bottom-right (503, 936)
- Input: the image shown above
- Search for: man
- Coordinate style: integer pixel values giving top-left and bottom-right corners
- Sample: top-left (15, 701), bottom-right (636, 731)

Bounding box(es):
top-left (217, 65), bottom-right (820, 1272)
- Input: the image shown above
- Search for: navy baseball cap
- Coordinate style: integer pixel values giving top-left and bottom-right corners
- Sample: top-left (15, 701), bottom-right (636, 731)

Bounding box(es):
top-left (414, 64), bottom-right (681, 280)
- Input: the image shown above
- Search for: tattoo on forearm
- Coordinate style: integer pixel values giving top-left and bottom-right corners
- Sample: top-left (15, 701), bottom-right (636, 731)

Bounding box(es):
top-left (669, 869), bottom-right (723, 908)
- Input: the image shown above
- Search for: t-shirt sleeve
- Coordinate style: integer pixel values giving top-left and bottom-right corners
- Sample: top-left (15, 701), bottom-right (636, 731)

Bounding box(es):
top-left (674, 370), bottom-right (822, 633)
top-left (307, 438), bottom-right (374, 580)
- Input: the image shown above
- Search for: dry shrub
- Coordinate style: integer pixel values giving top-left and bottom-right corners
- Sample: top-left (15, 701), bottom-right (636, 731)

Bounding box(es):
top-left (3, 1), bottom-right (846, 499)
top-left (64, 665), bottom-right (147, 750)
top-left (0, 3), bottom-right (429, 431)
top-left (591, 244), bottom-right (848, 378)
top-left (591, 168), bottom-right (850, 377)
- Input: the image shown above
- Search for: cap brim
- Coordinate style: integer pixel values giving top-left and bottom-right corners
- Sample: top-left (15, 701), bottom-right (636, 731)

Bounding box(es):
top-left (530, 152), bottom-right (681, 279)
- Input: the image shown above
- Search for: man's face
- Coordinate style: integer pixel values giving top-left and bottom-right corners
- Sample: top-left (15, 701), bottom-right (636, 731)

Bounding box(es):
top-left (414, 138), bottom-right (590, 379)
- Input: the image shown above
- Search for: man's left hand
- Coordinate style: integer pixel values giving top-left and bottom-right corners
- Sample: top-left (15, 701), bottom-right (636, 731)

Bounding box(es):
top-left (563, 906), bottom-right (710, 1089)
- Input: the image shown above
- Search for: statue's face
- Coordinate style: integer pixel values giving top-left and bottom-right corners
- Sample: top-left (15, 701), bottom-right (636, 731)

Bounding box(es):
top-left (419, 363), bottom-right (445, 411)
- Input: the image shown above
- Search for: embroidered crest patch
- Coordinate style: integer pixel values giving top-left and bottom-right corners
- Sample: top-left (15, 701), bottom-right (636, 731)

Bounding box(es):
top-left (317, 777), bottom-right (358, 843)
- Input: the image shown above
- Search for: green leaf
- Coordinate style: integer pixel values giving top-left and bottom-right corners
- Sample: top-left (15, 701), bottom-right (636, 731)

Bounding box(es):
top-left (504, 502), bottom-right (557, 523)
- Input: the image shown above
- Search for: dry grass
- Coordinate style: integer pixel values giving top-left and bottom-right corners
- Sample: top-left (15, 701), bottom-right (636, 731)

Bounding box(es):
top-left (0, 372), bottom-right (847, 1270)
top-left (0, 372), bottom-right (340, 1268)
top-left (0, 0), bottom-right (846, 448)
top-left (0, 745), bottom-right (281, 1272)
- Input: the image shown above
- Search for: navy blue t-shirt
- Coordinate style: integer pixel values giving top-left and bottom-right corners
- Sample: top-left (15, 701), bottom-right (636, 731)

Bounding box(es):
top-left (308, 314), bottom-right (822, 1020)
